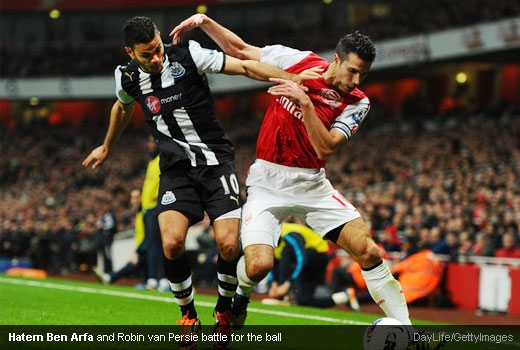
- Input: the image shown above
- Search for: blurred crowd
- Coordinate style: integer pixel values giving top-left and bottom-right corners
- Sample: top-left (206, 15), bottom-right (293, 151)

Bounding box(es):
top-left (1, 100), bottom-right (519, 277)
top-left (1, 0), bottom-right (519, 77)
top-left (0, 123), bottom-right (150, 272)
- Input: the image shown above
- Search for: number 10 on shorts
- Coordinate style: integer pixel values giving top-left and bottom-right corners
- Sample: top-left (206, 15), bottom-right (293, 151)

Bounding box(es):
top-left (219, 174), bottom-right (239, 195)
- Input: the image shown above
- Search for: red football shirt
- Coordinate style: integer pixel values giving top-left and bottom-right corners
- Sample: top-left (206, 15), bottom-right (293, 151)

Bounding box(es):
top-left (257, 45), bottom-right (370, 169)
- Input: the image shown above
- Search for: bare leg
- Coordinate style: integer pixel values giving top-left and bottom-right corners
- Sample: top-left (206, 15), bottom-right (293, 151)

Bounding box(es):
top-left (334, 217), bottom-right (411, 325)
top-left (212, 218), bottom-right (241, 313)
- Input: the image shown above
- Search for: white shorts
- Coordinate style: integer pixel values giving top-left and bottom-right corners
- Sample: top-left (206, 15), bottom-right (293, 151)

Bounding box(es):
top-left (240, 159), bottom-right (361, 248)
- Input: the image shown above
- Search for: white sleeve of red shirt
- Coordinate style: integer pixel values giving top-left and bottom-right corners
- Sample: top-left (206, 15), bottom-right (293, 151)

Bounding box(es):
top-left (114, 66), bottom-right (134, 104)
top-left (260, 45), bottom-right (312, 70)
top-left (331, 97), bottom-right (370, 140)
top-left (188, 40), bottom-right (225, 75)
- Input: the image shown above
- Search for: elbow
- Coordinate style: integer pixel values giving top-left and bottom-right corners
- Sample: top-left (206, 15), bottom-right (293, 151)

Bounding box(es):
top-left (227, 44), bottom-right (256, 61)
top-left (315, 147), bottom-right (336, 160)
top-left (229, 47), bottom-right (249, 60)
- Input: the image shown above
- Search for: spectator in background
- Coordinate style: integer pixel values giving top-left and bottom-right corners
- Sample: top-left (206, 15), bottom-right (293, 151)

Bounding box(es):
top-left (392, 236), bottom-right (444, 305)
top-left (140, 138), bottom-right (168, 291)
top-left (325, 244), bottom-right (390, 311)
top-left (265, 219), bottom-right (331, 308)
top-left (495, 232), bottom-right (520, 258)
top-left (96, 199), bottom-right (118, 273)
top-left (94, 188), bottom-right (148, 286)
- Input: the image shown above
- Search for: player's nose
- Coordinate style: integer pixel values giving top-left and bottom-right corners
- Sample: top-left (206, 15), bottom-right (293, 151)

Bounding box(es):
top-left (352, 75), bottom-right (360, 87)
top-left (151, 54), bottom-right (161, 64)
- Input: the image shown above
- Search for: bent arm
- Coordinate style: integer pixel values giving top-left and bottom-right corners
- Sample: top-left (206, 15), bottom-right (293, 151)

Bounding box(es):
top-left (223, 55), bottom-right (304, 83)
top-left (299, 100), bottom-right (347, 159)
top-left (104, 100), bottom-right (135, 151)
top-left (82, 100), bottom-right (134, 169)
top-left (171, 14), bottom-right (261, 60)
top-left (267, 78), bottom-right (346, 159)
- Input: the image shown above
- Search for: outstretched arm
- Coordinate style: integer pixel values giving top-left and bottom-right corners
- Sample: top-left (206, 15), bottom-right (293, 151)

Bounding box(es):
top-left (82, 100), bottom-right (134, 169)
top-left (267, 78), bottom-right (347, 159)
top-left (223, 55), bottom-right (322, 85)
top-left (170, 14), bottom-right (260, 61)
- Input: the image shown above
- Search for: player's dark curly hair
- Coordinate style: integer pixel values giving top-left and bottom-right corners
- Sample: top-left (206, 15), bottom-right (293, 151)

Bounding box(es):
top-left (336, 31), bottom-right (376, 62)
top-left (123, 16), bottom-right (158, 48)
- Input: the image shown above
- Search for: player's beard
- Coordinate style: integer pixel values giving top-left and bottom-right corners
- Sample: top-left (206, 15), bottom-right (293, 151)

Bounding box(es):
top-left (144, 63), bottom-right (162, 73)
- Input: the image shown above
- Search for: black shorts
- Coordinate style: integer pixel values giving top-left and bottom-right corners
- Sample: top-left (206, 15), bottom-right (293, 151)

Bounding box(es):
top-left (157, 161), bottom-right (242, 225)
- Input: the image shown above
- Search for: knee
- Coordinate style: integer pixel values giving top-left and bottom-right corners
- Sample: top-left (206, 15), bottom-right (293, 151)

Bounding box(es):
top-left (357, 242), bottom-right (382, 268)
top-left (216, 236), bottom-right (239, 261)
top-left (246, 258), bottom-right (273, 282)
top-left (161, 234), bottom-right (185, 259)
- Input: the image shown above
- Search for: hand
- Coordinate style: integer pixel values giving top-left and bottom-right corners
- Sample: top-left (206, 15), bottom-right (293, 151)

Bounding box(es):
top-left (276, 281), bottom-right (291, 297)
top-left (268, 282), bottom-right (279, 298)
top-left (169, 14), bottom-right (207, 44)
top-left (82, 145), bottom-right (108, 169)
top-left (268, 78), bottom-right (311, 107)
top-left (295, 66), bottom-right (323, 84)
top-left (269, 281), bottom-right (291, 298)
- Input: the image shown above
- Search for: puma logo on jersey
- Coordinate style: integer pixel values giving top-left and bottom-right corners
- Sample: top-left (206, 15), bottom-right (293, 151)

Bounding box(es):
top-left (125, 72), bottom-right (135, 81)
top-left (230, 195), bottom-right (239, 205)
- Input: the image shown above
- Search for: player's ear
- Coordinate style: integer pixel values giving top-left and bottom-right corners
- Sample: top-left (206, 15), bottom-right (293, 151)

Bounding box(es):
top-left (125, 46), bottom-right (135, 59)
top-left (333, 53), bottom-right (340, 64)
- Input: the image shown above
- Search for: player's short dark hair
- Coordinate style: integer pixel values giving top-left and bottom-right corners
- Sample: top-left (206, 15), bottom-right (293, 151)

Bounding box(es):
top-left (123, 16), bottom-right (158, 48)
top-left (335, 31), bottom-right (376, 62)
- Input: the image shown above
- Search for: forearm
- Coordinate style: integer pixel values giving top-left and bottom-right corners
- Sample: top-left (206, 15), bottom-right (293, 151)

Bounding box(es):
top-left (300, 100), bottom-right (339, 159)
top-left (226, 58), bottom-right (299, 83)
top-left (199, 16), bottom-right (258, 60)
top-left (103, 101), bottom-right (134, 151)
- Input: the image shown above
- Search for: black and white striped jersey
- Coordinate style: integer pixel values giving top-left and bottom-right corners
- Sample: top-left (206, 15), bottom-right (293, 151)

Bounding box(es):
top-left (115, 40), bottom-right (234, 171)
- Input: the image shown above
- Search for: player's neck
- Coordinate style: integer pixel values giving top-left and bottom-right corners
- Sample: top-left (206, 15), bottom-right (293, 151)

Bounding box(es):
top-left (322, 63), bottom-right (336, 87)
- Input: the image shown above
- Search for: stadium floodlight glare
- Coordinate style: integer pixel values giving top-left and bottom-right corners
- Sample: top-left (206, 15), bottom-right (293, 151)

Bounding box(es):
top-left (456, 72), bottom-right (468, 84)
top-left (323, 0), bottom-right (334, 4)
top-left (49, 9), bottom-right (61, 19)
top-left (196, 5), bottom-right (208, 14)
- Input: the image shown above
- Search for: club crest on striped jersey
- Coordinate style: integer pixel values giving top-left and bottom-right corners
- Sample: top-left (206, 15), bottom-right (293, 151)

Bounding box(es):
top-left (161, 191), bottom-right (176, 205)
top-left (170, 62), bottom-right (186, 78)
top-left (319, 88), bottom-right (344, 108)
top-left (145, 95), bottom-right (161, 114)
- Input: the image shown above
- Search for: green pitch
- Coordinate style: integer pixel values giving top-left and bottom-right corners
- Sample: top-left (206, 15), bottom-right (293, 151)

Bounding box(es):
top-left (2, 275), bottom-right (520, 350)
top-left (0, 274), bottom-right (440, 326)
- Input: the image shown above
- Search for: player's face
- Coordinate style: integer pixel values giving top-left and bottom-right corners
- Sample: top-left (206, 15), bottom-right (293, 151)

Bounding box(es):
top-left (333, 52), bottom-right (371, 93)
top-left (126, 33), bottom-right (164, 73)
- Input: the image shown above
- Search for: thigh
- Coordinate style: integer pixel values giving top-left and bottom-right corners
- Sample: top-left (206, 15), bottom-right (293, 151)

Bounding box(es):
top-left (213, 218), bottom-right (240, 245)
top-left (241, 206), bottom-right (283, 249)
top-left (198, 162), bottom-right (242, 222)
top-left (157, 172), bottom-right (204, 224)
top-left (305, 190), bottom-right (361, 237)
top-left (157, 210), bottom-right (190, 244)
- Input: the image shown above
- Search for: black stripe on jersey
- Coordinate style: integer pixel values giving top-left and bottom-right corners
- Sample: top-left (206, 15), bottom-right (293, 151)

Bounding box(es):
top-left (150, 71), bottom-right (163, 91)
top-left (219, 54), bottom-right (226, 73)
top-left (162, 109), bottom-right (208, 165)
top-left (120, 61), bottom-right (141, 97)
top-left (184, 104), bottom-right (234, 165)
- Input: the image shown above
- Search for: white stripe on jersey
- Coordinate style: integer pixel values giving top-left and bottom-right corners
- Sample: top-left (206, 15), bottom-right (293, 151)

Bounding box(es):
top-left (152, 114), bottom-right (197, 166)
top-left (332, 97), bottom-right (370, 140)
top-left (160, 55), bottom-right (176, 89)
top-left (172, 107), bottom-right (219, 165)
top-left (138, 69), bottom-right (153, 95)
top-left (114, 66), bottom-right (134, 104)
top-left (188, 40), bottom-right (225, 75)
top-left (260, 45), bottom-right (312, 70)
